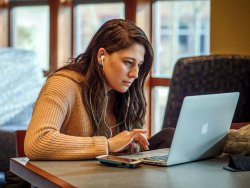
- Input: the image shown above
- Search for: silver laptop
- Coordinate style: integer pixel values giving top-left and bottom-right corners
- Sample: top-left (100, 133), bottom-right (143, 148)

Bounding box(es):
top-left (120, 92), bottom-right (239, 166)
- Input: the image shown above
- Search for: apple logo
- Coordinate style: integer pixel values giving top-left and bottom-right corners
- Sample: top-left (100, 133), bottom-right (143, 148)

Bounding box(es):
top-left (201, 122), bottom-right (209, 135)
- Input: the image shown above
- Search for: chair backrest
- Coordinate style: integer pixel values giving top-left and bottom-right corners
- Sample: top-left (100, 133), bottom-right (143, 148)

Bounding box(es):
top-left (162, 55), bottom-right (250, 129)
top-left (15, 130), bottom-right (27, 157)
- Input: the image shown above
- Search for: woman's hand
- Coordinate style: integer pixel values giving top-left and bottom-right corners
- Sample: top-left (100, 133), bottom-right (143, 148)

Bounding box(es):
top-left (108, 129), bottom-right (149, 153)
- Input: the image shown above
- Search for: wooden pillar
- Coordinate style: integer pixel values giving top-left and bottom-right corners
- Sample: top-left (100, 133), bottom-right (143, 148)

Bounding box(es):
top-left (0, 0), bottom-right (8, 47)
top-left (49, 0), bottom-right (59, 71)
top-left (124, 0), bottom-right (136, 22)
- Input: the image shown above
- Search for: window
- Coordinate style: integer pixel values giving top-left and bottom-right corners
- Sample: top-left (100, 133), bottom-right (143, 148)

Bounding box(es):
top-left (12, 6), bottom-right (50, 70)
top-left (152, 0), bottom-right (210, 133)
top-left (74, 2), bottom-right (125, 56)
top-left (153, 87), bottom-right (169, 133)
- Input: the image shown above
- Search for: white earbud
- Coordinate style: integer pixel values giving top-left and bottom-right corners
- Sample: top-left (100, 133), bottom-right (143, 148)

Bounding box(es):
top-left (101, 55), bottom-right (105, 66)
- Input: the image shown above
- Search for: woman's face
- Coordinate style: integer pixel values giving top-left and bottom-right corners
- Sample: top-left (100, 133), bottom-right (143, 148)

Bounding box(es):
top-left (99, 43), bottom-right (145, 93)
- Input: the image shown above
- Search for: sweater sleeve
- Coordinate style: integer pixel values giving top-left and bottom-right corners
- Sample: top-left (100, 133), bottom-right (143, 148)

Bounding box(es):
top-left (24, 75), bottom-right (108, 160)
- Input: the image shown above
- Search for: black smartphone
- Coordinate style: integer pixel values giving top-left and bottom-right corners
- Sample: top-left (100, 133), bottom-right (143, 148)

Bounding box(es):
top-left (96, 155), bottom-right (142, 168)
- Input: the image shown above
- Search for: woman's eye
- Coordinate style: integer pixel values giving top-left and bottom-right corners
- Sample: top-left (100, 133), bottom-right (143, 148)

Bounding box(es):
top-left (124, 61), bottom-right (132, 65)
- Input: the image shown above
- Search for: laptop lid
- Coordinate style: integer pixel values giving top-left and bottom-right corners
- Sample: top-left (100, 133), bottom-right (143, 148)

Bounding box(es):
top-left (166, 92), bottom-right (239, 166)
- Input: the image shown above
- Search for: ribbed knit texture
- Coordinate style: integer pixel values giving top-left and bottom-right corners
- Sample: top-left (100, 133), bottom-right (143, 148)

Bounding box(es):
top-left (24, 70), bottom-right (108, 160)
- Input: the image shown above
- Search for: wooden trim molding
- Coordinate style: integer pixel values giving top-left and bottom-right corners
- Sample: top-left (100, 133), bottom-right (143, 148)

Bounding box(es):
top-left (8, 3), bottom-right (12, 46)
top-left (60, 0), bottom-right (71, 5)
top-left (49, 0), bottom-right (59, 71)
top-left (151, 77), bottom-right (171, 87)
top-left (71, 1), bottom-right (75, 58)
top-left (0, 2), bottom-right (9, 46)
top-left (124, 0), bottom-right (136, 22)
top-left (0, 0), bottom-right (8, 7)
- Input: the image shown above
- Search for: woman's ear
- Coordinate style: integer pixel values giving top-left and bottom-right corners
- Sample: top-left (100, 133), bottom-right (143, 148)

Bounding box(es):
top-left (97, 48), bottom-right (106, 66)
top-left (100, 55), bottom-right (105, 67)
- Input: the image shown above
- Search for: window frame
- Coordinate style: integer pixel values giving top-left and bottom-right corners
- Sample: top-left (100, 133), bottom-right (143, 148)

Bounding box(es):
top-left (3, 0), bottom-right (177, 135)
top-left (151, 0), bottom-right (211, 134)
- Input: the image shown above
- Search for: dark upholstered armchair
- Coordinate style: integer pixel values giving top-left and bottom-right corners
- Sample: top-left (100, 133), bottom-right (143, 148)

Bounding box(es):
top-left (162, 55), bottom-right (250, 129)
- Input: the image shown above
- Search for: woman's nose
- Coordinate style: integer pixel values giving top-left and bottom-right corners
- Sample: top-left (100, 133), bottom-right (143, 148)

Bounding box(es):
top-left (128, 66), bottom-right (139, 78)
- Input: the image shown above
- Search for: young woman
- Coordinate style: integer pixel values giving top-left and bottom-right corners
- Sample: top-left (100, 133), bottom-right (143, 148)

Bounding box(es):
top-left (24, 19), bottom-right (174, 160)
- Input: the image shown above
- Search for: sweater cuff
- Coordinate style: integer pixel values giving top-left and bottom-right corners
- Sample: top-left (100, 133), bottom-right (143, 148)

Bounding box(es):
top-left (93, 136), bottom-right (108, 156)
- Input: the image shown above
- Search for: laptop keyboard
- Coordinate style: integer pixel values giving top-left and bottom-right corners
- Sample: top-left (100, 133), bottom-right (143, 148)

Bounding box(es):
top-left (144, 155), bottom-right (169, 162)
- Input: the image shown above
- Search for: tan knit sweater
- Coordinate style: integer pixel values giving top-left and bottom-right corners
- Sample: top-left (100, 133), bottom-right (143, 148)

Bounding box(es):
top-left (24, 69), bottom-right (108, 160)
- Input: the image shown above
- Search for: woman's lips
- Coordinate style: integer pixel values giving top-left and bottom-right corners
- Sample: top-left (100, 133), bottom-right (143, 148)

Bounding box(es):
top-left (123, 81), bottom-right (132, 86)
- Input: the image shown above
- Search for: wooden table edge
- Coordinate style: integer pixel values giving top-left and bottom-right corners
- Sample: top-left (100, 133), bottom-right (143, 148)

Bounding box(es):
top-left (10, 158), bottom-right (75, 188)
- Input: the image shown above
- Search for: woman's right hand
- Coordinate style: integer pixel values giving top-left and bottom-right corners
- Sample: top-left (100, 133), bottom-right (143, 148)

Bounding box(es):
top-left (107, 129), bottom-right (149, 153)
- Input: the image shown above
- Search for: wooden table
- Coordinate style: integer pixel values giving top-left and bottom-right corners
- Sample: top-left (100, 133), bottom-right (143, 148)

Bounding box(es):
top-left (10, 156), bottom-right (250, 188)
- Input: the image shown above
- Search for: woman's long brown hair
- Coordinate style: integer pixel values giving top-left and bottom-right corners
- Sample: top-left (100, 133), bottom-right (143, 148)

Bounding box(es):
top-left (57, 19), bottom-right (153, 138)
